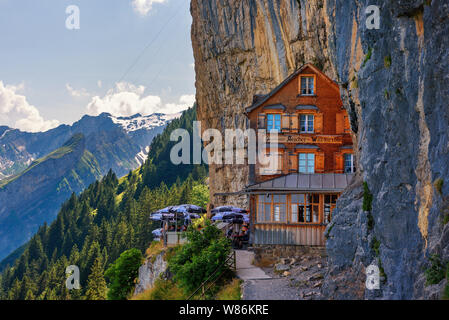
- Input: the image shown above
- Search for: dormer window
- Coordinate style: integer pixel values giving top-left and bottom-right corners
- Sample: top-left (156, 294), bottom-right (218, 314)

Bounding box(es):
top-left (300, 76), bottom-right (315, 95)
top-left (300, 114), bottom-right (314, 133)
top-left (267, 114), bottom-right (281, 132)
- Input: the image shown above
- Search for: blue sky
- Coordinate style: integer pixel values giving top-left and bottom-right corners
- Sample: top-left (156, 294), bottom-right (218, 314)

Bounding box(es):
top-left (0, 0), bottom-right (195, 132)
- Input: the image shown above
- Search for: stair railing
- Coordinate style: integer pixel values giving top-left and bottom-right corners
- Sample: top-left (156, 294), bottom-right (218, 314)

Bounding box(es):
top-left (187, 250), bottom-right (236, 300)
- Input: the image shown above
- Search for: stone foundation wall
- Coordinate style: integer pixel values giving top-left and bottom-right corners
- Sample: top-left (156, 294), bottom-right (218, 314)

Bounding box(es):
top-left (252, 244), bottom-right (326, 264)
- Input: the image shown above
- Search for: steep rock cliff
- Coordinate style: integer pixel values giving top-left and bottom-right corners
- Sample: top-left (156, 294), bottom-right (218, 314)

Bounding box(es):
top-left (191, 0), bottom-right (333, 207)
top-left (322, 0), bottom-right (449, 300)
top-left (191, 0), bottom-right (449, 299)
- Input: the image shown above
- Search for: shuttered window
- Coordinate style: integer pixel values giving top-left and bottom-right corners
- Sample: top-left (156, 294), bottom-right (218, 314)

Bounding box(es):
top-left (300, 114), bottom-right (314, 133)
top-left (267, 114), bottom-right (281, 132)
top-left (299, 153), bottom-right (315, 173)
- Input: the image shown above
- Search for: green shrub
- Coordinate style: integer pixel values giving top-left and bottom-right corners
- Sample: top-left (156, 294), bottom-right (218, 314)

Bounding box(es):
top-left (371, 237), bottom-right (380, 257)
top-left (444, 213), bottom-right (449, 225)
top-left (424, 254), bottom-right (446, 285)
top-left (378, 258), bottom-right (387, 282)
top-left (367, 213), bottom-right (375, 231)
top-left (168, 222), bottom-right (232, 295)
top-left (384, 55), bottom-right (391, 68)
top-left (434, 178), bottom-right (443, 195)
top-left (105, 248), bottom-right (143, 300)
top-left (363, 182), bottom-right (373, 212)
top-left (362, 47), bottom-right (373, 67)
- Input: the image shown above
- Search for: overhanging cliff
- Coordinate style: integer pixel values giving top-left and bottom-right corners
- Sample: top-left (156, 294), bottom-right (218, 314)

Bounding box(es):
top-left (191, 0), bottom-right (449, 299)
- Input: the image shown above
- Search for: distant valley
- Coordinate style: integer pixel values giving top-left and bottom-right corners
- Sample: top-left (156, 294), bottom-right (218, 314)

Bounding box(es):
top-left (0, 112), bottom-right (180, 261)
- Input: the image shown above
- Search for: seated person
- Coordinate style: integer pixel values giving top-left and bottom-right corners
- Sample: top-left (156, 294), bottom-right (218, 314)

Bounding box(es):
top-left (236, 228), bottom-right (250, 249)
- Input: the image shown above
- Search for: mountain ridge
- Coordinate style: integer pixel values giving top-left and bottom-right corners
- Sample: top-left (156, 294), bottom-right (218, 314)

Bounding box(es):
top-left (0, 133), bottom-right (101, 260)
top-left (0, 112), bottom-right (181, 180)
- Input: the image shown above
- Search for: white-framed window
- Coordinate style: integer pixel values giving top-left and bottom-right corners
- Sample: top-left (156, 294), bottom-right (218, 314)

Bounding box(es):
top-left (300, 76), bottom-right (315, 95)
top-left (299, 153), bottom-right (315, 173)
top-left (267, 114), bottom-right (281, 132)
top-left (300, 114), bottom-right (314, 133)
top-left (344, 153), bottom-right (356, 173)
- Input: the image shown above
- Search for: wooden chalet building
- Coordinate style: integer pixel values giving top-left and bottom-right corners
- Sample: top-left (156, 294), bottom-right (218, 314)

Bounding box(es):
top-left (244, 63), bottom-right (355, 246)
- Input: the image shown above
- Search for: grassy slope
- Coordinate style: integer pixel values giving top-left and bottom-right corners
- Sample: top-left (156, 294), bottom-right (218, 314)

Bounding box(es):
top-left (0, 134), bottom-right (84, 189)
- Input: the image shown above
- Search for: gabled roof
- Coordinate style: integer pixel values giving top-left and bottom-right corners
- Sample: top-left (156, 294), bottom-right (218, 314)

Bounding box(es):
top-left (245, 63), bottom-right (339, 114)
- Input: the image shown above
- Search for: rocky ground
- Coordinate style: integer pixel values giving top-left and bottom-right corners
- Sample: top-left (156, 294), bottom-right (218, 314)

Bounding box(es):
top-left (242, 250), bottom-right (328, 300)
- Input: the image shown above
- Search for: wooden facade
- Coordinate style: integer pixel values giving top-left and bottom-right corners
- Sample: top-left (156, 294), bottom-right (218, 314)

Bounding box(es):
top-left (244, 64), bottom-right (354, 246)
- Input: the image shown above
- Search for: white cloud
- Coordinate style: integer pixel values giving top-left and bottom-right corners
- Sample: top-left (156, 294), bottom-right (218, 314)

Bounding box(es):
top-left (66, 83), bottom-right (90, 98)
top-left (132, 0), bottom-right (167, 16)
top-left (86, 82), bottom-right (194, 117)
top-left (164, 94), bottom-right (195, 113)
top-left (0, 81), bottom-right (59, 132)
top-left (97, 80), bottom-right (102, 88)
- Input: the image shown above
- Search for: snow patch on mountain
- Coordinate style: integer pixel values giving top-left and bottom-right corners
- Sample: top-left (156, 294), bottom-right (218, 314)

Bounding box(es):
top-left (135, 146), bottom-right (150, 166)
top-left (110, 113), bottom-right (181, 133)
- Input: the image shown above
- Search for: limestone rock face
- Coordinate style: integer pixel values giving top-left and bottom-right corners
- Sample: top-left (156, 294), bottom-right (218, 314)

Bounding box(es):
top-left (191, 0), bottom-right (449, 299)
top-left (191, 0), bottom-right (333, 207)
top-left (134, 251), bottom-right (168, 296)
top-left (321, 0), bottom-right (449, 300)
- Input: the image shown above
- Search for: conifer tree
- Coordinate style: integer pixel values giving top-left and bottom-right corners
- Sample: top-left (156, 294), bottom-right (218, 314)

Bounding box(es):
top-left (85, 257), bottom-right (107, 300)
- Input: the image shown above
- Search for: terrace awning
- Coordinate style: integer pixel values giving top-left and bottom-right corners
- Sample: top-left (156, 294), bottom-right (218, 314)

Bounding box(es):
top-left (245, 173), bottom-right (354, 193)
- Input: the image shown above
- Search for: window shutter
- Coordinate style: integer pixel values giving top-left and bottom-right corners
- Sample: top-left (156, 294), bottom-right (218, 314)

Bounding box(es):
top-left (315, 152), bottom-right (325, 173)
top-left (315, 113), bottom-right (324, 133)
top-left (259, 152), bottom-right (282, 175)
top-left (289, 153), bottom-right (298, 172)
top-left (336, 112), bottom-right (344, 134)
top-left (278, 152), bottom-right (284, 174)
top-left (344, 114), bottom-right (351, 133)
top-left (259, 156), bottom-right (269, 175)
top-left (291, 114), bottom-right (299, 133)
top-left (334, 152), bottom-right (344, 173)
top-left (258, 113), bottom-right (266, 129)
top-left (281, 113), bottom-right (290, 133)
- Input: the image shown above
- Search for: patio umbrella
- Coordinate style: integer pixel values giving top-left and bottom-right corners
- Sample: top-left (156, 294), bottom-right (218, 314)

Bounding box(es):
top-left (211, 206), bottom-right (248, 214)
top-left (172, 204), bottom-right (207, 214)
